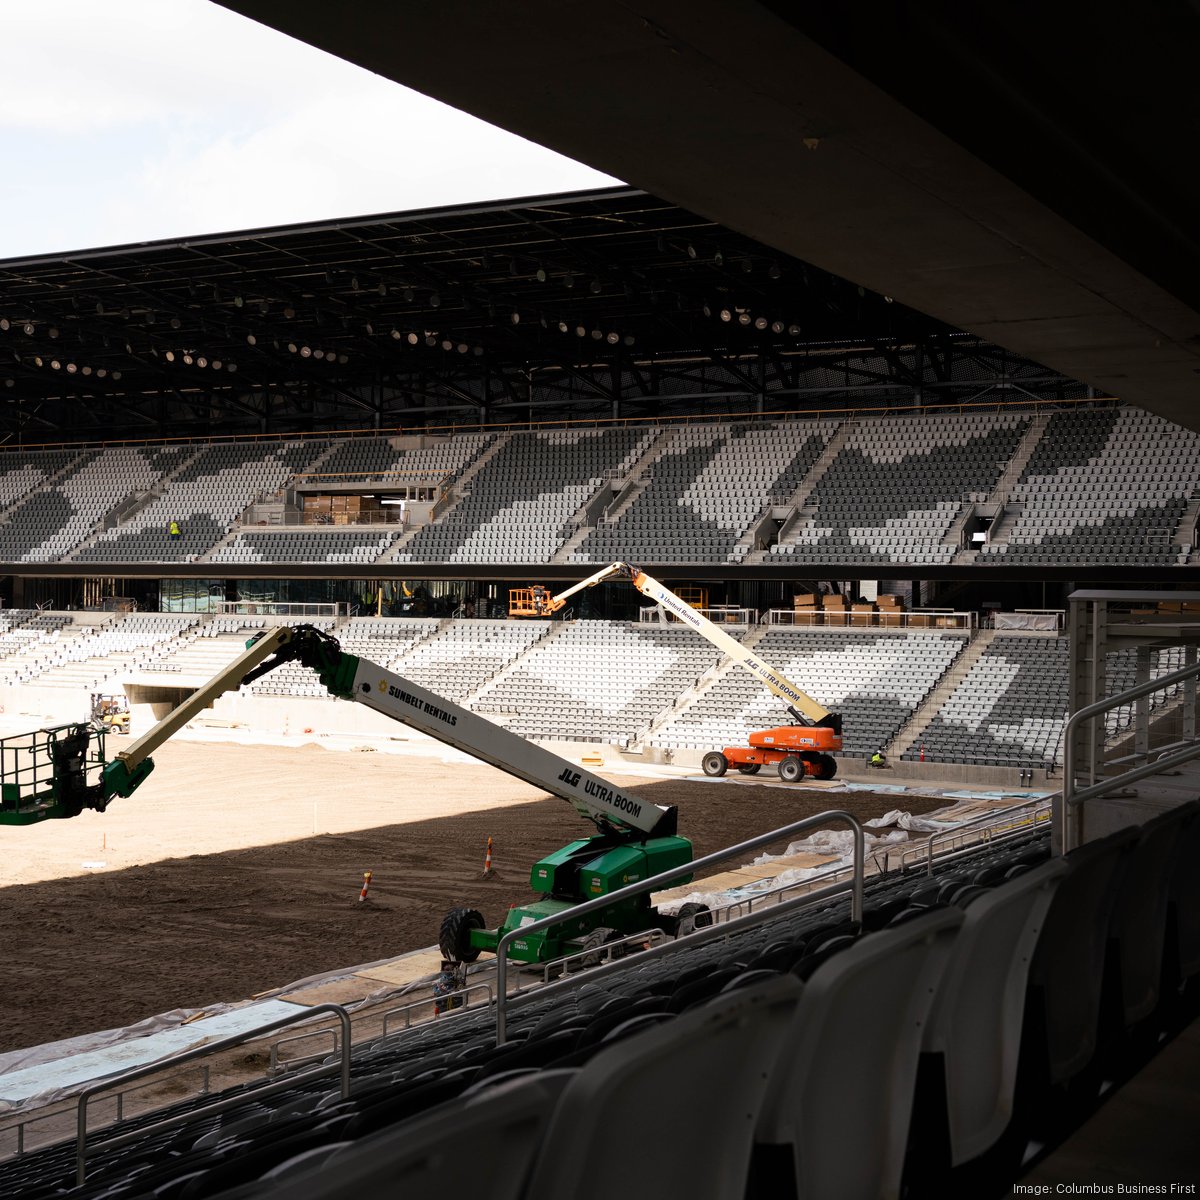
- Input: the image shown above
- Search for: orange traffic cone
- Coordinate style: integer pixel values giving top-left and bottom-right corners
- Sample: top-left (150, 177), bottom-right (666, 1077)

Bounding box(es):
top-left (483, 837), bottom-right (494, 877)
top-left (358, 871), bottom-right (372, 902)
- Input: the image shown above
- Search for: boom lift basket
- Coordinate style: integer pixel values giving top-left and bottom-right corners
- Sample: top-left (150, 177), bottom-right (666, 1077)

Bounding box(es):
top-left (0, 724), bottom-right (110, 826)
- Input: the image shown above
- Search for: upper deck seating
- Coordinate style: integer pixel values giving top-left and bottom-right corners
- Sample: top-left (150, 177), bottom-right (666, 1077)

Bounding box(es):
top-left (771, 410), bottom-right (1029, 565)
top-left (395, 428), bottom-right (652, 564)
top-left (980, 407), bottom-right (1200, 566)
top-left (574, 420), bottom-right (836, 565)
top-left (74, 440), bottom-right (329, 563)
top-left (210, 528), bottom-right (401, 564)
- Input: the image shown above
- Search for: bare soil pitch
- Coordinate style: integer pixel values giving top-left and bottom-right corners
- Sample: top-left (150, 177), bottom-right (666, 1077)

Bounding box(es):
top-left (0, 739), bottom-right (944, 1055)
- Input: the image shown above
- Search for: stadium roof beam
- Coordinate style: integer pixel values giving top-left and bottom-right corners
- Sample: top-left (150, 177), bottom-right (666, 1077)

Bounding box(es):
top-left (0, 191), bottom-right (1086, 442)
top-left (218, 1), bottom-right (1200, 434)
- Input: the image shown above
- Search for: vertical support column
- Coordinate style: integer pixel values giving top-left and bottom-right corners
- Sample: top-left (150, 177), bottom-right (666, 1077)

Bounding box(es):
top-left (1065, 593), bottom-right (1101, 852)
top-left (1135, 645), bottom-right (1151, 765)
top-left (1185, 645), bottom-right (1197, 743)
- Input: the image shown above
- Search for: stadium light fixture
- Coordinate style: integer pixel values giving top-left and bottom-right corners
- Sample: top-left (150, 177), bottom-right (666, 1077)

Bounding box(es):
top-left (441, 339), bottom-right (453, 351)
top-left (23, 323), bottom-right (34, 335)
top-left (788, 324), bottom-right (801, 336)
top-left (754, 316), bottom-right (768, 330)
top-left (246, 334), bottom-right (257, 346)
top-left (300, 346), bottom-right (312, 358)
top-left (536, 267), bottom-right (548, 283)
top-left (575, 325), bottom-right (587, 337)
top-left (591, 329), bottom-right (603, 340)
top-left (606, 331), bottom-right (619, 344)
top-left (738, 312), bottom-right (752, 326)
top-left (429, 293), bottom-right (441, 308)
top-left (407, 332), bottom-right (420, 345)
top-left (510, 311), bottom-right (520, 324)
top-left (719, 308), bottom-right (732, 322)
top-left (589, 278), bottom-right (602, 295)
top-left (771, 320), bottom-right (784, 334)
top-left (558, 320), bottom-right (569, 334)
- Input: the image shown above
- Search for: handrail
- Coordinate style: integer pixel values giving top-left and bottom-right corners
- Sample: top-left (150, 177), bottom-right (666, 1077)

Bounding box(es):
top-left (1062, 658), bottom-right (1200, 850)
top-left (494, 810), bottom-right (864, 1043)
top-left (899, 797), bottom-right (1051, 875)
top-left (76, 1003), bottom-right (351, 1186)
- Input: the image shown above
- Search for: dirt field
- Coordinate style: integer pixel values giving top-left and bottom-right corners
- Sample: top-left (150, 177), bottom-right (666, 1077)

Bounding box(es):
top-left (0, 737), bottom-right (946, 1055)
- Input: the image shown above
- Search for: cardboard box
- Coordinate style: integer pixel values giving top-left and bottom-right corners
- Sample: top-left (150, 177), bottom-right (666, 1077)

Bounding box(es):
top-left (822, 595), bottom-right (846, 608)
top-left (792, 609), bottom-right (822, 626)
top-left (908, 614), bottom-right (931, 628)
top-left (794, 593), bottom-right (819, 607)
top-left (876, 595), bottom-right (901, 607)
top-left (851, 604), bottom-right (876, 627)
top-left (880, 611), bottom-right (904, 627)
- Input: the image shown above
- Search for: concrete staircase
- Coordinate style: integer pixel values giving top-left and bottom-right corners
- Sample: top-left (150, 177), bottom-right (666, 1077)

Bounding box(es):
top-left (986, 411), bottom-right (1050, 505)
top-left (1172, 491), bottom-right (1200, 561)
top-left (885, 628), bottom-right (997, 758)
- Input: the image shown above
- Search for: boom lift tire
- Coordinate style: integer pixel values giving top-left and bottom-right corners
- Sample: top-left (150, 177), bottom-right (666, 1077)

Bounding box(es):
top-left (778, 756), bottom-right (804, 783)
top-left (579, 926), bottom-right (623, 968)
top-left (675, 902), bottom-right (713, 936)
top-left (439, 906), bottom-right (485, 963)
top-left (816, 754), bottom-right (838, 780)
top-left (702, 751), bottom-right (728, 778)
top-left (736, 764), bottom-right (761, 776)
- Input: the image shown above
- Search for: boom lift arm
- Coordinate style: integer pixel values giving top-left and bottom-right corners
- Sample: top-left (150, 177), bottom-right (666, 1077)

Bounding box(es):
top-left (537, 562), bottom-right (841, 734)
top-left (99, 624), bottom-right (676, 838)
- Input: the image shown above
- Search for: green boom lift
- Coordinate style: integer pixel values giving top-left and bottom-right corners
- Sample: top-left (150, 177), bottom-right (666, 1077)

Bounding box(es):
top-left (2, 625), bottom-right (695, 965)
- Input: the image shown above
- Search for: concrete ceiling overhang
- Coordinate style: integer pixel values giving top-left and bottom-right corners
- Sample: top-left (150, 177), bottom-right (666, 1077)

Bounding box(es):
top-left (217, 1), bottom-right (1200, 431)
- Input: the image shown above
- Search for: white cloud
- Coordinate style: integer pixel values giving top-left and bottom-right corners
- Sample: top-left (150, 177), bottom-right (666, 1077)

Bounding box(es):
top-left (0, 0), bottom-right (618, 258)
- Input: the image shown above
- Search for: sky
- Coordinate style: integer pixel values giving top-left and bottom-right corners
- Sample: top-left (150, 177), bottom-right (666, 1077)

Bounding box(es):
top-left (0, 0), bottom-right (619, 261)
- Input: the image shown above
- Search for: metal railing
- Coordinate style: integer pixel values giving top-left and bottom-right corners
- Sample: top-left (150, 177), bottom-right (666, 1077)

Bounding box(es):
top-left (380, 981), bottom-right (496, 1038)
top-left (1062, 658), bottom-right (1200, 851)
top-left (493, 810), bottom-right (864, 1043)
top-left (76, 1004), bottom-right (351, 1186)
top-left (895, 796), bottom-right (1052, 875)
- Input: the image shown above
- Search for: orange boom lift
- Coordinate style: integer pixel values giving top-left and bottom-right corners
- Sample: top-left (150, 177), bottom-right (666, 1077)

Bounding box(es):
top-left (535, 563), bottom-right (842, 782)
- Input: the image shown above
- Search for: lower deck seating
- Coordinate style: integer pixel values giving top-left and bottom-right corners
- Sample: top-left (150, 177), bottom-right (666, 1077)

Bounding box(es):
top-left (5, 802), bottom-right (1195, 1200)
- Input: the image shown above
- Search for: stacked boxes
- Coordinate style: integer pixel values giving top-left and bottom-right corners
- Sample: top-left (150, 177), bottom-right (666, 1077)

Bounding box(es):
top-left (793, 592), bottom-right (821, 626)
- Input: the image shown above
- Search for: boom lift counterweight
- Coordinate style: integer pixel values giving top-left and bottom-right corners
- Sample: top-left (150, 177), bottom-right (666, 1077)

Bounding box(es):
top-left (535, 563), bottom-right (843, 781)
